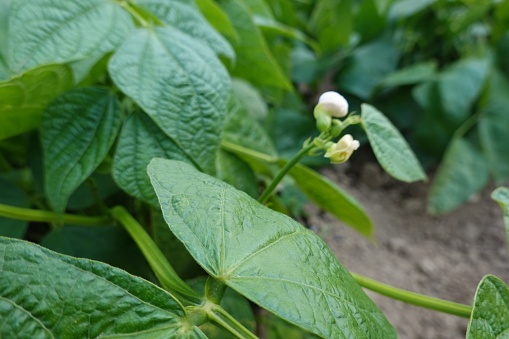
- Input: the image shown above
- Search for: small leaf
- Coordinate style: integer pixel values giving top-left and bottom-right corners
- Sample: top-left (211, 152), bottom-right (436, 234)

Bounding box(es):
top-left (41, 87), bottom-right (122, 212)
top-left (379, 61), bottom-right (437, 88)
top-left (0, 237), bottom-right (205, 338)
top-left (8, 0), bottom-right (134, 73)
top-left (428, 138), bottom-right (489, 214)
top-left (361, 103), bottom-right (427, 182)
top-left (113, 112), bottom-right (194, 206)
top-left (217, 0), bottom-right (292, 90)
top-left (491, 187), bottom-right (509, 256)
top-left (148, 159), bottom-right (396, 338)
top-left (0, 64), bottom-right (73, 140)
top-left (109, 27), bottom-right (230, 175)
top-left (280, 162), bottom-right (373, 238)
top-left (134, 0), bottom-right (234, 60)
top-left (467, 275), bottom-right (509, 339)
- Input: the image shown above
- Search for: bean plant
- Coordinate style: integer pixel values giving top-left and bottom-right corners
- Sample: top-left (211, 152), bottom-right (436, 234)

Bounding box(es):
top-left (0, 0), bottom-right (509, 338)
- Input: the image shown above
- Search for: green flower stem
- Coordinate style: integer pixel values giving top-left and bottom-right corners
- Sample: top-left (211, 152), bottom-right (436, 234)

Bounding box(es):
top-left (258, 143), bottom-right (316, 204)
top-left (352, 273), bottom-right (472, 318)
top-left (0, 202), bottom-right (110, 225)
top-left (110, 206), bottom-right (202, 305)
top-left (221, 140), bottom-right (276, 163)
top-left (208, 305), bottom-right (259, 339)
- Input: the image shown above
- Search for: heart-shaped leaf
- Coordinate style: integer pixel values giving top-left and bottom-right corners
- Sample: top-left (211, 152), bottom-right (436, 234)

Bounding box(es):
top-left (148, 158), bottom-right (396, 338)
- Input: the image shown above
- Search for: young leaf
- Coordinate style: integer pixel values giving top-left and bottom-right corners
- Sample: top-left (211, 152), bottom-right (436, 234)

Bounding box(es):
top-left (428, 138), bottom-right (489, 214)
top-left (148, 159), bottom-right (396, 338)
top-left (8, 0), bottom-right (134, 73)
top-left (466, 275), bottom-right (509, 339)
top-left (0, 237), bottom-right (205, 338)
top-left (361, 103), bottom-right (427, 182)
top-left (491, 187), bottom-right (509, 256)
top-left (0, 64), bottom-right (73, 140)
top-left (113, 112), bottom-right (194, 206)
top-left (280, 162), bottom-right (373, 238)
top-left (109, 27), bottom-right (230, 175)
top-left (134, 0), bottom-right (234, 60)
top-left (41, 87), bottom-right (122, 212)
top-left (217, 0), bottom-right (292, 90)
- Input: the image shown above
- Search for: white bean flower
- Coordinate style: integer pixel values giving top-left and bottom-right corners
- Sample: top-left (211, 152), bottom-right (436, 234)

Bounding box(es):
top-left (317, 91), bottom-right (349, 118)
top-left (324, 134), bottom-right (360, 164)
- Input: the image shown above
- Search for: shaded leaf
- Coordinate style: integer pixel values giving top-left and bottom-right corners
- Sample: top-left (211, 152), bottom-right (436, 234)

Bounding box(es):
top-left (217, 149), bottom-right (259, 198)
top-left (109, 27), bottom-right (230, 175)
top-left (195, 0), bottom-right (239, 42)
top-left (309, 0), bottom-right (353, 52)
top-left (428, 138), bottom-right (489, 214)
top-left (0, 237), bottom-right (205, 338)
top-left (378, 61), bottom-right (437, 88)
top-left (280, 162), bottom-right (373, 238)
top-left (232, 78), bottom-right (268, 121)
top-left (491, 187), bottom-right (509, 256)
top-left (388, 0), bottom-right (437, 19)
top-left (0, 174), bottom-right (29, 238)
top-left (361, 104), bottom-right (427, 182)
top-left (0, 64), bottom-right (73, 140)
top-left (467, 275), bottom-right (509, 339)
top-left (41, 87), bottom-right (122, 212)
top-left (8, 0), bottom-right (134, 73)
top-left (148, 158), bottom-right (396, 339)
top-left (135, 0), bottom-right (234, 60)
top-left (113, 112), bottom-right (194, 206)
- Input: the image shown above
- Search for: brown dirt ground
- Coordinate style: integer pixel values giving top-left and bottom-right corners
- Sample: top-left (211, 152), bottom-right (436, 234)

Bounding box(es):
top-left (305, 160), bottom-right (509, 339)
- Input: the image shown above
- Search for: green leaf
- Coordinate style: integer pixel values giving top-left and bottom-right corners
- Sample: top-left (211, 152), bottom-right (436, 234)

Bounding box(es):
top-left (113, 112), bottom-right (194, 206)
top-left (280, 162), bottom-right (373, 238)
top-left (195, 0), bottom-right (239, 43)
top-left (388, 0), bottom-right (437, 19)
top-left (217, 149), bottom-right (258, 198)
top-left (109, 27), bottom-right (230, 175)
top-left (41, 87), bottom-right (122, 212)
top-left (8, 0), bottom-right (133, 73)
top-left (0, 64), bottom-right (73, 140)
top-left (491, 187), bottom-right (509, 256)
top-left (361, 103), bottom-right (427, 182)
top-left (0, 237), bottom-right (205, 338)
top-left (337, 37), bottom-right (399, 99)
top-left (478, 70), bottom-right (509, 183)
top-left (309, 0), bottom-right (353, 52)
top-left (0, 0), bottom-right (10, 80)
top-left (148, 158), bottom-right (396, 339)
top-left (254, 16), bottom-right (319, 52)
top-left (134, 0), bottom-right (234, 60)
top-left (0, 175), bottom-right (29, 238)
top-left (467, 275), bottom-right (509, 339)
top-left (428, 138), bottom-right (489, 214)
top-left (223, 92), bottom-right (277, 158)
top-left (217, 0), bottom-right (291, 90)
top-left (232, 78), bottom-right (268, 121)
top-left (378, 61), bottom-right (437, 88)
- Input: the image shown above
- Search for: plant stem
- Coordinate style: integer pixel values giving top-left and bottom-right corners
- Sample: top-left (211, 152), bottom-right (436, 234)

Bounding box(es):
top-left (258, 143), bottom-right (315, 204)
top-left (221, 140), bottom-right (276, 163)
top-left (352, 273), bottom-right (472, 318)
top-left (0, 203), bottom-right (110, 225)
top-left (110, 206), bottom-right (202, 305)
top-left (205, 277), bottom-right (227, 305)
top-left (208, 306), bottom-right (259, 339)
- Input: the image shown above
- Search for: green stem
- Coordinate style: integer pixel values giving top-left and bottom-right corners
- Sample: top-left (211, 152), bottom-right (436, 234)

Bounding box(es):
top-left (352, 273), bottom-right (472, 318)
top-left (221, 140), bottom-right (276, 163)
top-left (205, 277), bottom-right (227, 305)
top-left (110, 206), bottom-right (202, 305)
top-left (0, 203), bottom-right (110, 225)
top-left (208, 306), bottom-right (259, 339)
top-left (258, 143), bottom-right (315, 204)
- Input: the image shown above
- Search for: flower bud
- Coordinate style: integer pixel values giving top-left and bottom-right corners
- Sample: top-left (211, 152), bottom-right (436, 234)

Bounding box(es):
top-left (317, 91), bottom-right (349, 118)
top-left (314, 109), bottom-right (332, 131)
top-left (324, 134), bottom-right (360, 164)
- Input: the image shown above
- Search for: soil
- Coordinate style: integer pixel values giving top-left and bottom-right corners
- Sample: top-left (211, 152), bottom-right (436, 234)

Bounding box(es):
top-left (305, 157), bottom-right (509, 339)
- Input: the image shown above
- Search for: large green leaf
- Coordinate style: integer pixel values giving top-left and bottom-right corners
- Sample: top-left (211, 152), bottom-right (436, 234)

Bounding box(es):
top-left (478, 70), bottom-right (509, 183)
top-left (0, 237), bottom-right (205, 338)
top-left (281, 162), bottom-right (373, 238)
top-left (195, 0), bottom-right (239, 42)
top-left (217, 0), bottom-right (291, 90)
top-left (492, 187), bottom-right (509, 256)
top-left (148, 159), bottom-right (396, 338)
top-left (8, 0), bottom-right (134, 73)
top-left (467, 275), bottom-right (509, 339)
top-left (41, 87), bottom-right (122, 212)
top-left (0, 64), bottom-right (73, 140)
top-left (113, 112), bottom-right (194, 206)
top-left (428, 138), bottom-right (489, 214)
top-left (309, 0), bottom-right (353, 52)
top-left (134, 0), bottom-right (234, 60)
top-left (109, 27), bottom-right (230, 175)
top-left (361, 104), bottom-right (427, 182)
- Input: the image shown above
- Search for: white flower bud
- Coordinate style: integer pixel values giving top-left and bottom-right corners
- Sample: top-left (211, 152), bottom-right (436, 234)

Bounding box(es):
top-left (324, 134), bottom-right (360, 164)
top-left (317, 91), bottom-right (349, 118)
